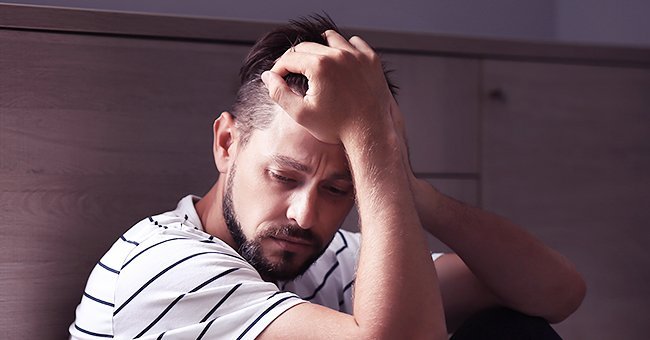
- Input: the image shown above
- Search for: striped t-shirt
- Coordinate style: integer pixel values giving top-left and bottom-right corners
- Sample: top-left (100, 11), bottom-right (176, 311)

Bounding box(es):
top-left (69, 195), bottom-right (361, 340)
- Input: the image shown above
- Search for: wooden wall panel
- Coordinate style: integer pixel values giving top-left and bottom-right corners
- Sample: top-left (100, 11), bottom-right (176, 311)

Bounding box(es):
top-left (0, 30), bottom-right (248, 175)
top-left (482, 60), bottom-right (650, 340)
top-left (3, 5), bottom-right (646, 339)
top-left (0, 29), bottom-right (249, 338)
top-left (381, 53), bottom-right (480, 174)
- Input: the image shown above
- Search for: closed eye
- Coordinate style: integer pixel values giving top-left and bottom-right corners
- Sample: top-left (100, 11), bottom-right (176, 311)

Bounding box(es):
top-left (268, 170), bottom-right (296, 183)
top-left (324, 185), bottom-right (351, 197)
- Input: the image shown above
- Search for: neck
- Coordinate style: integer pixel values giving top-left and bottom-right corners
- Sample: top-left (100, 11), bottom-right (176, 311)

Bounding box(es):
top-left (195, 179), bottom-right (237, 250)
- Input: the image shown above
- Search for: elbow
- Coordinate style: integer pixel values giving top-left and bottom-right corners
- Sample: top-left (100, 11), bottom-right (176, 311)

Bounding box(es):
top-left (543, 272), bottom-right (587, 324)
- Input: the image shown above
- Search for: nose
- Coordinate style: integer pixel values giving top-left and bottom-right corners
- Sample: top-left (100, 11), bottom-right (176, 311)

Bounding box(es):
top-left (286, 187), bottom-right (319, 230)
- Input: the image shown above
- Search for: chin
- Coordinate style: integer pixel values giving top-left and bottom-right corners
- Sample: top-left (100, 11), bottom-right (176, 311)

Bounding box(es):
top-left (261, 253), bottom-right (315, 281)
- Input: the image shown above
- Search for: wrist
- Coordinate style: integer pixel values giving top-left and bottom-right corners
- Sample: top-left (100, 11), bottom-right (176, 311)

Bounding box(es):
top-left (340, 115), bottom-right (397, 154)
top-left (412, 178), bottom-right (444, 231)
top-left (345, 134), bottom-right (403, 178)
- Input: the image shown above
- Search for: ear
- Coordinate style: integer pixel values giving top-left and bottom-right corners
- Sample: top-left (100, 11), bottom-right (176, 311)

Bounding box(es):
top-left (213, 112), bottom-right (238, 174)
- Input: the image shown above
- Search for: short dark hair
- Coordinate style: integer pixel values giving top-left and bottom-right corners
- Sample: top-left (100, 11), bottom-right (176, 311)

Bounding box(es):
top-left (229, 14), bottom-right (398, 146)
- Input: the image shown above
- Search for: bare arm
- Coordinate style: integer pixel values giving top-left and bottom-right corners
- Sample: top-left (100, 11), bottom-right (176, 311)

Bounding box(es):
top-left (385, 91), bottom-right (586, 326)
top-left (414, 182), bottom-right (586, 324)
top-left (258, 31), bottom-right (447, 339)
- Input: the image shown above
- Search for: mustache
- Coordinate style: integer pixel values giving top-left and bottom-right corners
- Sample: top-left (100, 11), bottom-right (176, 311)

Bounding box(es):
top-left (259, 224), bottom-right (320, 245)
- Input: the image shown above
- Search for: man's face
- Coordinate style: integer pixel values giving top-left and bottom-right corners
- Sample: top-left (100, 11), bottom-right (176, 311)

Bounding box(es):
top-left (223, 109), bottom-right (354, 281)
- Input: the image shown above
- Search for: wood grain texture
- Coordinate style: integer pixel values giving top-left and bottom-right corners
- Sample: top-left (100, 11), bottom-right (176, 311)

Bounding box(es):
top-left (0, 28), bottom-right (249, 338)
top-left (482, 61), bottom-right (650, 340)
top-left (1, 177), bottom-right (205, 339)
top-left (382, 53), bottom-right (480, 174)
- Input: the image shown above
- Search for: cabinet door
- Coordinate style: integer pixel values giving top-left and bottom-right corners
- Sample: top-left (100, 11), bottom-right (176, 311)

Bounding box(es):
top-left (381, 53), bottom-right (480, 175)
top-left (482, 60), bottom-right (650, 340)
top-left (342, 53), bottom-right (480, 254)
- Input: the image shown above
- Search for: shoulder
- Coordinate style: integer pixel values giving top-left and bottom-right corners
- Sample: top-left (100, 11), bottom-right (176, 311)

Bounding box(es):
top-left (112, 224), bottom-right (304, 339)
top-left (75, 202), bottom-right (307, 340)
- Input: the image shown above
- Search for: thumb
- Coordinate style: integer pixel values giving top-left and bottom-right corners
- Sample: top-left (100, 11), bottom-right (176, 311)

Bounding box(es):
top-left (261, 71), bottom-right (304, 118)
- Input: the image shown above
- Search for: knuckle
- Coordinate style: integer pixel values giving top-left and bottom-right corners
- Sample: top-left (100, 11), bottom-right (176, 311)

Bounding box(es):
top-left (314, 54), bottom-right (327, 65)
top-left (367, 50), bottom-right (380, 64)
top-left (312, 55), bottom-right (329, 73)
top-left (335, 49), bottom-right (355, 64)
top-left (331, 49), bottom-right (347, 61)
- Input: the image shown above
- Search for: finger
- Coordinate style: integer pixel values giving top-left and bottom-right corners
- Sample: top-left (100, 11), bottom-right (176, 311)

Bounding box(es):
top-left (273, 42), bottom-right (331, 68)
top-left (261, 70), bottom-right (304, 117)
top-left (322, 29), bottom-right (356, 53)
top-left (291, 41), bottom-right (334, 56)
top-left (348, 35), bottom-right (375, 55)
top-left (269, 51), bottom-right (320, 78)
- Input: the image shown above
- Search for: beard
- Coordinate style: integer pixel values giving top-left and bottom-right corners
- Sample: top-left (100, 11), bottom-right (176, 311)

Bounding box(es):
top-left (222, 164), bottom-right (326, 282)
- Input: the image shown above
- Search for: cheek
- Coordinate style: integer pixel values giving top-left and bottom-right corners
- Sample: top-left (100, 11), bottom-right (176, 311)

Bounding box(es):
top-left (231, 170), bottom-right (287, 231)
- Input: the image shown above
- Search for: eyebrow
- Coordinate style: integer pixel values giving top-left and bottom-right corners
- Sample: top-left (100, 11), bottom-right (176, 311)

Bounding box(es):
top-left (271, 154), bottom-right (352, 181)
top-left (271, 154), bottom-right (311, 173)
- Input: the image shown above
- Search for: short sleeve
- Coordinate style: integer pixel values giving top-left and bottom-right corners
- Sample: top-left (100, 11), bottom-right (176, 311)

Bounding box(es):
top-left (112, 233), bottom-right (305, 340)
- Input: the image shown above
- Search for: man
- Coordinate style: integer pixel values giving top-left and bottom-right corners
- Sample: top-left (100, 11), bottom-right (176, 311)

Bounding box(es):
top-left (70, 15), bottom-right (585, 339)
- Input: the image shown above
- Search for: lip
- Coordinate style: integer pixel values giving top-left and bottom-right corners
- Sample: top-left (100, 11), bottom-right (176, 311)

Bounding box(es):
top-left (269, 236), bottom-right (313, 252)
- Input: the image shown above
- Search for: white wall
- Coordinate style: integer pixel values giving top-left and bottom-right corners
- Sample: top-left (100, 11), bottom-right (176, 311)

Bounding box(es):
top-left (7, 0), bottom-right (649, 46)
top-left (6, 0), bottom-right (650, 46)
top-left (555, 0), bottom-right (650, 47)
top-left (1, 0), bottom-right (556, 41)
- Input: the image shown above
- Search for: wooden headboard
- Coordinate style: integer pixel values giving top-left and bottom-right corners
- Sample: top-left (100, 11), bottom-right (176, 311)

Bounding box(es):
top-left (2, 4), bottom-right (650, 339)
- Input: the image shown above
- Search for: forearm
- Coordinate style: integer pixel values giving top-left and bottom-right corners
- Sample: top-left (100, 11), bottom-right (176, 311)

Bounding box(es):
top-left (413, 179), bottom-right (586, 322)
top-left (262, 29), bottom-right (449, 337)
top-left (343, 127), bottom-right (446, 339)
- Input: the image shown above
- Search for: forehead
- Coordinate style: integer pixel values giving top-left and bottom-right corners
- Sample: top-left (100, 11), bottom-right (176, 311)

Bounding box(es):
top-left (240, 109), bottom-right (349, 172)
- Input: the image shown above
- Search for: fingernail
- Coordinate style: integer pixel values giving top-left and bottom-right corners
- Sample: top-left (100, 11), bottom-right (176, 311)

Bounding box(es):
top-left (261, 71), bottom-right (270, 85)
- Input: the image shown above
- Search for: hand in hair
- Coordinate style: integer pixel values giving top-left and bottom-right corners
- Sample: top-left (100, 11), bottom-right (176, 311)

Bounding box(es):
top-left (261, 30), bottom-right (395, 145)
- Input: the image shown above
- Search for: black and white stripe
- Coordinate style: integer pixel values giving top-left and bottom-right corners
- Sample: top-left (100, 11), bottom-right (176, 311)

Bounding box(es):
top-left (133, 268), bottom-right (240, 338)
top-left (98, 261), bottom-right (120, 274)
top-left (83, 292), bottom-right (114, 308)
top-left (303, 261), bottom-right (340, 301)
top-left (120, 235), bottom-right (139, 246)
top-left (339, 279), bottom-right (355, 307)
top-left (121, 237), bottom-right (189, 270)
top-left (302, 231), bottom-right (349, 301)
top-left (236, 295), bottom-right (301, 340)
top-left (74, 323), bottom-right (113, 338)
top-left (200, 282), bottom-right (243, 323)
top-left (71, 195), bottom-right (339, 339)
top-left (115, 251), bottom-right (243, 316)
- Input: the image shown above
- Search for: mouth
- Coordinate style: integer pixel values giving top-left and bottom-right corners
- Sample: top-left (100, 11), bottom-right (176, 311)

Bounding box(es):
top-left (269, 236), bottom-right (313, 252)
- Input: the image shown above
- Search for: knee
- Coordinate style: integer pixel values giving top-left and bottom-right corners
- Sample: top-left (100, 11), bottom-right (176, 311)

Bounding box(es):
top-left (451, 307), bottom-right (562, 340)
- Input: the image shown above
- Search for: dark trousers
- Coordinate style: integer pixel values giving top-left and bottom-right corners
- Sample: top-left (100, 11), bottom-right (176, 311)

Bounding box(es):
top-left (450, 308), bottom-right (563, 340)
